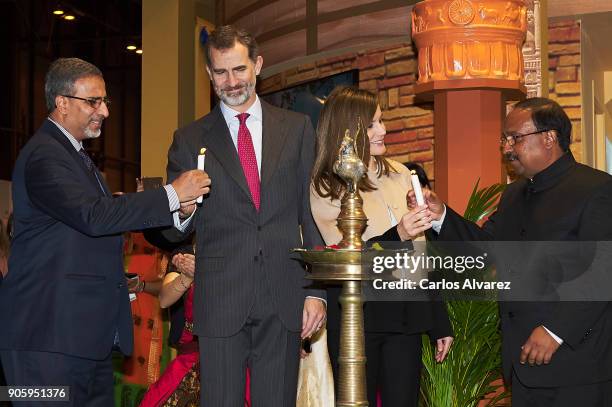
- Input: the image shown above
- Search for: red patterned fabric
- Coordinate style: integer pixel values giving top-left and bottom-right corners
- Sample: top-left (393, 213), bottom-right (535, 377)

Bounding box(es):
top-left (139, 286), bottom-right (197, 406)
top-left (139, 285), bottom-right (252, 406)
top-left (236, 113), bottom-right (260, 211)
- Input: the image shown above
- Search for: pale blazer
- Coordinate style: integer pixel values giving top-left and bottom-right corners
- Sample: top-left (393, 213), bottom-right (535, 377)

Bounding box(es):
top-left (300, 160), bottom-right (414, 407)
top-left (310, 159), bottom-right (413, 245)
top-left (298, 160), bottom-right (413, 407)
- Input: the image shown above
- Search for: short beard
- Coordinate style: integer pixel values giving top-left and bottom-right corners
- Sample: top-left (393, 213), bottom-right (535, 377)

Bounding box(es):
top-left (84, 128), bottom-right (101, 139)
top-left (217, 81), bottom-right (255, 107)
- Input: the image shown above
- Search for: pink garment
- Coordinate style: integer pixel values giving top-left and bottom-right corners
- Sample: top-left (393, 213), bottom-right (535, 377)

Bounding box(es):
top-left (139, 284), bottom-right (252, 407)
top-left (140, 286), bottom-right (197, 407)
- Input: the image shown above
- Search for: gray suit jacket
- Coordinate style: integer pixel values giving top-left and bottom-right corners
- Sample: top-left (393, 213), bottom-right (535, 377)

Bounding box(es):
top-left (162, 101), bottom-right (324, 337)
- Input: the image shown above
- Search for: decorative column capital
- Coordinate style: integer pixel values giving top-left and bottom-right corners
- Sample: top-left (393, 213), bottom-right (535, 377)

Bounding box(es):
top-left (412, 0), bottom-right (527, 95)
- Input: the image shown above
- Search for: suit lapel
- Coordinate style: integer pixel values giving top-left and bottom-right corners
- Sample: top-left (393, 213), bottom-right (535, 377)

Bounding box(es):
top-left (201, 106), bottom-right (252, 201)
top-left (260, 101), bottom-right (287, 188)
top-left (93, 167), bottom-right (111, 196)
top-left (44, 120), bottom-right (108, 196)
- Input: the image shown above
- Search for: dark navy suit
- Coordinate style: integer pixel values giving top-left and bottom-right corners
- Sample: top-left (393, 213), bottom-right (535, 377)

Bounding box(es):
top-left (0, 119), bottom-right (173, 405)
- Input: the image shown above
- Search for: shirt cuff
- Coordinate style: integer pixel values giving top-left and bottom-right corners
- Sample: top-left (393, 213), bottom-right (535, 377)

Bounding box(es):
top-left (173, 208), bottom-right (196, 232)
top-left (306, 296), bottom-right (327, 306)
top-left (430, 205), bottom-right (447, 233)
top-left (543, 325), bottom-right (564, 345)
top-left (164, 184), bottom-right (180, 212)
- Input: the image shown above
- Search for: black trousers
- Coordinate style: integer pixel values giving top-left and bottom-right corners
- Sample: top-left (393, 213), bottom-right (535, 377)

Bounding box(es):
top-left (0, 349), bottom-right (113, 407)
top-left (328, 329), bottom-right (423, 407)
top-left (198, 279), bottom-right (301, 407)
top-left (511, 368), bottom-right (612, 407)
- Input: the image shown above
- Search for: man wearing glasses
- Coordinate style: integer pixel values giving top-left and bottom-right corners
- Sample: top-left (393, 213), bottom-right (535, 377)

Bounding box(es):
top-left (0, 58), bottom-right (210, 406)
top-left (400, 98), bottom-right (612, 406)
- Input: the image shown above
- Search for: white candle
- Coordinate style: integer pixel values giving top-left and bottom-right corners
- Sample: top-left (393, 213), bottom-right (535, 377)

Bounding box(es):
top-left (196, 147), bottom-right (206, 204)
top-left (410, 170), bottom-right (425, 206)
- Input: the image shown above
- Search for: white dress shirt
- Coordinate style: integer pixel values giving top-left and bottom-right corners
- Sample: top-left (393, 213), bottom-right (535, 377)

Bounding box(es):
top-left (173, 98), bottom-right (324, 304)
top-left (173, 97), bottom-right (264, 230)
top-left (220, 96), bottom-right (263, 176)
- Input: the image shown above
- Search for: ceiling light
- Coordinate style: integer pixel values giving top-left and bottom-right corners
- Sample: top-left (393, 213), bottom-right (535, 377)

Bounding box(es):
top-left (53, 9), bottom-right (64, 15)
top-left (135, 49), bottom-right (143, 55)
top-left (126, 45), bottom-right (137, 51)
top-left (63, 14), bottom-right (75, 21)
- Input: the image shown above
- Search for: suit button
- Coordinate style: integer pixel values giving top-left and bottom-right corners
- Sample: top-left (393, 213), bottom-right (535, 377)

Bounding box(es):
top-left (117, 283), bottom-right (124, 288)
top-left (257, 226), bottom-right (262, 231)
top-left (254, 256), bottom-right (258, 261)
top-left (508, 312), bottom-right (514, 318)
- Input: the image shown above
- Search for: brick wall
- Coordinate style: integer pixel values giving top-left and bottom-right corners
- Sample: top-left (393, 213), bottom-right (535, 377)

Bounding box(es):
top-left (259, 42), bottom-right (436, 182)
top-left (259, 19), bottom-right (583, 185)
top-left (548, 19), bottom-right (582, 162)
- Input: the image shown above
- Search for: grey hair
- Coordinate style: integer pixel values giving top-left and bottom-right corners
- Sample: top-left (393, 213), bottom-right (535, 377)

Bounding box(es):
top-left (44, 58), bottom-right (103, 112)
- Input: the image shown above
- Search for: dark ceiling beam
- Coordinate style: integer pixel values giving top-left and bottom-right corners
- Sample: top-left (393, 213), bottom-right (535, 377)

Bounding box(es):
top-left (306, 0), bottom-right (317, 54)
top-left (196, 0), bottom-right (216, 23)
top-left (318, 0), bottom-right (418, 25)
top-left (216, 0), bottom-right (225, 26)
top-left (255, 0), bottom-right (417, 44)
top-left (225, 0), bottom-right (276, 25)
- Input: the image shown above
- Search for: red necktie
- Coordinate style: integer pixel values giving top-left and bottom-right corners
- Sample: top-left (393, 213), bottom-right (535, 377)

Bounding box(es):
top-left (236, 113), bottom-right (260, 211)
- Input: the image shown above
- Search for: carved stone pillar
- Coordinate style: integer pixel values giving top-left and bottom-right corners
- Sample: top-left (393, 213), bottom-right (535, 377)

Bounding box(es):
top-left (412, 0), bottom-right (527, 210)
top-left (523, 0), bottom-right (547, 98)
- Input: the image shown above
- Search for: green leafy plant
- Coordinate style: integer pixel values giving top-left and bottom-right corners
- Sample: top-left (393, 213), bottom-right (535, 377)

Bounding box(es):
top-left (419, 179), bottom-right (508, 407)
top-left (463, 180), bottom-right (507, 224)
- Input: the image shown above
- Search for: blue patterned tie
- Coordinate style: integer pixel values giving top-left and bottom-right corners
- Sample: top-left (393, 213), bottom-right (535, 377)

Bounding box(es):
top-left (79, 148), bottom-right (106, 195)
top-left (78, 148), bottom-right (95, 171)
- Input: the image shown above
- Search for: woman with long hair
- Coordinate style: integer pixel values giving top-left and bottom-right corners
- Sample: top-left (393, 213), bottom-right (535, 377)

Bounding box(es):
top-left (310, 86), bottom-right (453, 406)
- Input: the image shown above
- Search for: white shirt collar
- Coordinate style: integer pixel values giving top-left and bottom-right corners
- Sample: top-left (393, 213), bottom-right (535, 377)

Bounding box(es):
top-left (47, 117), bottom-right (83, 151)
top-left (220, 95), bottom-right (262, 124)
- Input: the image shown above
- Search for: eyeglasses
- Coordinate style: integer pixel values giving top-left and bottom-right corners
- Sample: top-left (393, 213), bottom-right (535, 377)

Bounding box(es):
top-left (61, 95), bottom-right (111, 109)
top-left (500, 129), bottom-right (549, 146)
